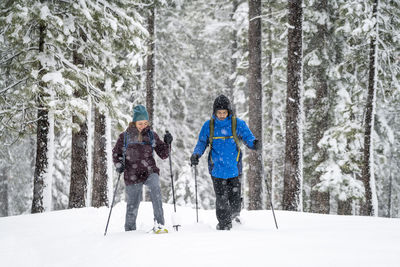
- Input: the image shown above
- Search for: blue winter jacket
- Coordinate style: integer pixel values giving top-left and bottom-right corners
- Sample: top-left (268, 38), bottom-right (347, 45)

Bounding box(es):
top-left (193, 115), bottom-right (256, 179)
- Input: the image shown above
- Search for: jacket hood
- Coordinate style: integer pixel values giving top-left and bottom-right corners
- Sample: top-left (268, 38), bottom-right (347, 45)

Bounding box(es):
top-left (213, 94), bottom-right (233, 116)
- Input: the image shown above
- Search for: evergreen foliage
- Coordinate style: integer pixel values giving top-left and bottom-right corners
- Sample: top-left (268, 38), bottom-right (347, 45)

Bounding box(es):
top-left (0, 0), bottom-right (399, 218)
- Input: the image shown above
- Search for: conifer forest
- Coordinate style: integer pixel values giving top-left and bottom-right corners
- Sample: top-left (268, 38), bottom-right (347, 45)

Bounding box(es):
top-left (0, 0), bottom-right (399, 219)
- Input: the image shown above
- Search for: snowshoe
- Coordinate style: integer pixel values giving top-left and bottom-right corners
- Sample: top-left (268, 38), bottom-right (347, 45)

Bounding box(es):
top-left (152, 225), bottom-right (168, 234)
top-left (216, 222), bottom-right (232, 231)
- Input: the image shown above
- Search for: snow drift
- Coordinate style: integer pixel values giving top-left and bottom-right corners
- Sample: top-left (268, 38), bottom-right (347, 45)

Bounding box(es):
top-left (1, 202), bottom-right (399, 267)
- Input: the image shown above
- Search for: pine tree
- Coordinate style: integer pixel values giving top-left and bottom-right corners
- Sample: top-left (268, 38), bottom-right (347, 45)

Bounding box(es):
top-left (360, 0), bottom-right (379, 216)
top-left (312, 0), bottom-right (386, 215)
top-left (31, 14), bottom-right (49, 214)
top-left (247, 0), bottom-right (263, 210)
top-left (155, 0), bottom-right (239, 209)
top-left (68, 44), bottom-right (89, 209)
top-left (1, 0), bottom-right (147, 212)
top-left (282, 0), bottom-right (303, 211)
top-left (373, 0), bottom-right (400, 217)
top-left (146, 4), bottom-right (155, 124)
top-left (302, 0), bottom-right (334, 214)
top-left (92, 84), bottom-right (108, 208)
top-left (262, 0), bottom-right (287, 210)
top-left (65, 0), bottom-right (147, 208)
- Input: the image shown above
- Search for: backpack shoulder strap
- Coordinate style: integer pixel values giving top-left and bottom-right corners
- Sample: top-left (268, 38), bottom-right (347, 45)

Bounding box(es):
top-left (123, 131), bottom-right (128, 153)
top-left (231, 116), bottom-right (240, 149)
top-left (122, 131), bottom-right (128, 163)
top-left (231, 116), bottom-right (241, 162)
top-left (209, 117), bottom-right (214, 148)
top-left (148, 130), bottom-right (155, 152)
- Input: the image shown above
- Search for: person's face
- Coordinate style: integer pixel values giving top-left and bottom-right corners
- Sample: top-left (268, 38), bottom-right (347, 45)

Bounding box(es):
top-left (136, 120), bottom-right (149, 132)
top-left (216, 109), bottom-right (229, 120)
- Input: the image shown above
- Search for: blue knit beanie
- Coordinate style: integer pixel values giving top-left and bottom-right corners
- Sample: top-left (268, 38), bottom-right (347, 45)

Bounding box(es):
top-left (132, 105), bottom-right (149, 122)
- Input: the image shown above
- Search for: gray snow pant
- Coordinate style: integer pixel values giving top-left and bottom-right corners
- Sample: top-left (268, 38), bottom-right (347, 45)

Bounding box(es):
top-left (125, 173), bottom-right (165, 231)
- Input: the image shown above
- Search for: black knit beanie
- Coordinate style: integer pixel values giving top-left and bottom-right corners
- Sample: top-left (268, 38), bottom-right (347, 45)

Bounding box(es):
top-left (213, 95), bottom-right (232, 115)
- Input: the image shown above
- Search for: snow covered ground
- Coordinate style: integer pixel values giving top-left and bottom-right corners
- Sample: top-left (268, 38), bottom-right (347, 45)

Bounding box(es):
top-left (1, 202), bottom-right (399, 267)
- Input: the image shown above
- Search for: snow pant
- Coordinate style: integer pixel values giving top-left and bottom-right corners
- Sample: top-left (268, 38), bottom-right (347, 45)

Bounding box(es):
top-left (211, 176), bottom-right (241, 228)
top-left (124, 173), bottom-right (165, 231)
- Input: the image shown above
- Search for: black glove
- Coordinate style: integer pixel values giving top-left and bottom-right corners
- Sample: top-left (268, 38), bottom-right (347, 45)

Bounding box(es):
top-left (164, 131), bottom-right (173, 145)
top-left (253, 139), bottom-right (260, 150)
top-left (116, 161), bottom-right (125, 174)
top-left (190, 154), bottom-right (199, 166)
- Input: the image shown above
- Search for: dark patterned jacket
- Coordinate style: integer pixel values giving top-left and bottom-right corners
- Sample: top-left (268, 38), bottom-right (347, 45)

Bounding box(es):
top-left (112, 125), bottom-right (169, 185)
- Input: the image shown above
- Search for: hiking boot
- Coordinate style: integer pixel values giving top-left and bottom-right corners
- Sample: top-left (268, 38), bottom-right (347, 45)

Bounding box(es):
top-left (125, 225), bottom-right (136, 231)
top-left (216, 222), bottom-right (232, 230)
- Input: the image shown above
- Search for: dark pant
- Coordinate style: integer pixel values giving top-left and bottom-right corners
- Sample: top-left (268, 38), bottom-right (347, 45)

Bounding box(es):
top-left (211, 176), bottom-right (241, 227)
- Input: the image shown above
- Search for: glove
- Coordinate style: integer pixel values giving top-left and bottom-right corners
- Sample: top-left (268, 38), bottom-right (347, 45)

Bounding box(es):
top-left (253, 139), bottom-right (260, 150)
top-left (116, 161), bottom-right (125, 174)
top-left (190, 154), bottom-right (199, 166)
top-left (164, 131), bottom-right (173, 145)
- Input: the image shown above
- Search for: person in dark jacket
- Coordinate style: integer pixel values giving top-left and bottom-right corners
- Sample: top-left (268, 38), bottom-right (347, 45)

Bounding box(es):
top-left (191, 95), bottom-right (259, 230)
top-left (112, 105), bottom-right (173, 233)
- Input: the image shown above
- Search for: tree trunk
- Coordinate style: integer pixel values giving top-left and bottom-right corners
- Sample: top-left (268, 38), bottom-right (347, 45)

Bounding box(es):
top-left (309, 0), bottom-right (330, 214)
top-left (282, 0), bottom-right (303, 211)
top-left (388, 164), bottom-right (392, 218)
top-left (69, 114), bottom-right (88, 208)
top-left (247, 0), bottom-right (263, 210)
top-left (265, 1), bottom-right (274, 210)
top-left (360, 0), bottom-right (379, 216)
top-left (337, 199), bottom-right (352, 215)
top-left (92, 104), bottom-right (108, 207)
top-left (146, 5), bottom-right (155, 124)
top-left (32, 22), bottom-right (48, 214)
top-left (68, 50), bottom-right (88, 209)
top-left (144, 5), bottom-right (156, 202)
top-left (0, 167), bottom-right (9, 217)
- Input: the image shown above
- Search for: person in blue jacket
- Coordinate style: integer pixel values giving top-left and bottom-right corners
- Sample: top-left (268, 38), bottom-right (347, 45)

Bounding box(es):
top-left (191, 95), bottom-right (259, 230)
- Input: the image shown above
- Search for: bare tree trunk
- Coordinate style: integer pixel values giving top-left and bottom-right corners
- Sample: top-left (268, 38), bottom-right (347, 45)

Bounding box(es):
top-left (32, 22), bottom-right (48, 214)
top-left (308, 0), bottom-right (330, 214)
top-left (68, 48), bottom-right (88, 209)
top-left (247, 0), bottom-right (263, 210)
top-left (337, 199), bottom-right (352, 215)
top-left (146, 5), bottom-right (155, 124)
top-left (0, 167), bottom-right (9, 217)
top-left (92, 100), bottom-right (108, 207)
top-left (265, 1), bottom-right (274, 210)
top-left (144, 5), bottom-right (156, 202)
top-left (282, 0), bottom-right (303, 211)
top-left (69, 114), bottom-right (88, 208)
top-left (310, 181), bottom-right (329, 213)
top-left (360, 0), bottom-right (379, 217)
top-left (387, 148), bottom-right (393, 217)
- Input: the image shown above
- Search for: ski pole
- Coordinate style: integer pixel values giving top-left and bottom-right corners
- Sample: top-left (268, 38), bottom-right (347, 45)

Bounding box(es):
top-left (104, 133), bottom-right (127, 236)
top-left (167, 136), bottom-right (177, 213)
top-left (259, 142), bottom-right (278, 229)
top-left (194, 165), bottom-right (199, 223)
top-left (104, 171), bottom-right (123, 236)
top-left (167, 134), bottom-right (180, 231)
top-left (265, 173), bottom-right (278, 229)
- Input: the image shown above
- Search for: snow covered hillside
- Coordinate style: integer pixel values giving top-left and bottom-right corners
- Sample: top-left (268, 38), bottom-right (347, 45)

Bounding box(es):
top-left (1, 203), bottom-right (399, 267)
